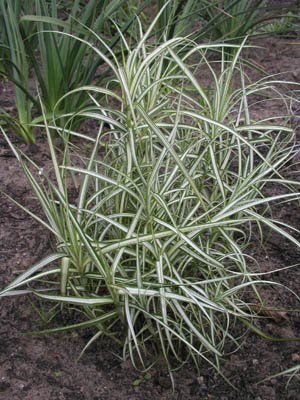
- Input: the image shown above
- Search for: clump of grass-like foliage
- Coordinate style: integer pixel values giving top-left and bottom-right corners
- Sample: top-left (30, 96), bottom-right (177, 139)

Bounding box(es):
top-left (1, 14), bottom-right (300, 381)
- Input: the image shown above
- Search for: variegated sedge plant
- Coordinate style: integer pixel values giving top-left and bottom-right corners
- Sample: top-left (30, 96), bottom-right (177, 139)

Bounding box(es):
top-left (1, 8), bottom-right (300, 385)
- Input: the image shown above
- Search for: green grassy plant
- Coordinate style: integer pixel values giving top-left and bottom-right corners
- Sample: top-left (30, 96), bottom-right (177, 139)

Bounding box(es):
top-left (194, 1), bottom-right (299, 44)
top-left (0, 0), bottom-right (36, 142)
top-left (153, 0), bottom-right (268, 44)
top-left (0, 0), bottom-right (145, 142)
top-left (133, 0), bottom-right (298, 55)
top-left (1, 15), bottom-right (300, 381)
top-left (198, 0), bottom-right (267, 42)
top-left (21, 0), bottom-right (143, 116)
top-left (1, 0), bottom-right (297, 143)
top-left (261, 13), bottom-right (299, 37)
top-left (155, 0), bottom-right (201, 41)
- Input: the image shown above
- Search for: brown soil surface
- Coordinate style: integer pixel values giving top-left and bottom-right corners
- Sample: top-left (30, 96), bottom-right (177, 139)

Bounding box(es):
top-left (0, 32), bottom-right (300, 400)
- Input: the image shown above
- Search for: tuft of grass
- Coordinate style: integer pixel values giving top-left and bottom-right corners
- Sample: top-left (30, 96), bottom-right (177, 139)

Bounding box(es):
top-left (198, 0), bottom-right (267, 42)
top-left (0, 0), bottom-right (146, 142)
top-left (261, 13), bottom-right (299, 37)
top-left (195, 1), bottom-right (299, 44)
top-left (1, 15), bottom-right (300, 381)
top-left (21, 0), bottom-right (143, 116)
top-left (0, 0), bottom-right (36, 142)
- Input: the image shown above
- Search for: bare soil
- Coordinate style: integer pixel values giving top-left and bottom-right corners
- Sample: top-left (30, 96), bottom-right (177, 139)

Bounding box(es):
top-left (0, 34), bottom-right (300, 400)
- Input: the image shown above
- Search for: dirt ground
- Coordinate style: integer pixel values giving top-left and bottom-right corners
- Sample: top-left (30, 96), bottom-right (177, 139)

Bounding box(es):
top-left (0, 30), bottom-right (300, 400)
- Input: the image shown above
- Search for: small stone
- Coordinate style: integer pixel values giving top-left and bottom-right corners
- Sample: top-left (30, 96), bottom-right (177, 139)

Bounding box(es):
top-left (278, 326), bottom-right (295, 339)
top-left (292, 353), bottom-right (300, 362)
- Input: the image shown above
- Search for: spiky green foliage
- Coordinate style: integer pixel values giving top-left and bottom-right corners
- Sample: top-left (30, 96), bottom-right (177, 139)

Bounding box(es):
top-left (1, 16), bottom-right (299, 379)
top-left (21, 0), bottom-right (143, 115)
top-left (0, 0), bottom-right (36, 142)
top-left (199, 0), bottom-right (267, 41)
top-left (155, 0), bottom-right (201, 41)
top-left (0, 0), bottom-right (145, 142)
